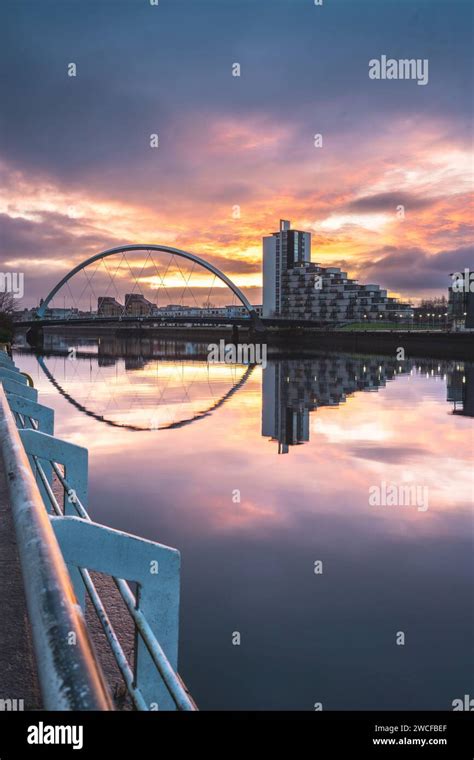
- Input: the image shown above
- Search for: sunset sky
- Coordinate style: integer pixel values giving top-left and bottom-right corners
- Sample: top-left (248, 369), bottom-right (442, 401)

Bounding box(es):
top-left (1, 0), bottom-right (472, 307)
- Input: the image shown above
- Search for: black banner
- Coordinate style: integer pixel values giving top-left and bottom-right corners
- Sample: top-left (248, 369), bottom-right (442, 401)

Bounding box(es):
top-left (0, 711), bottom-right (472, 757)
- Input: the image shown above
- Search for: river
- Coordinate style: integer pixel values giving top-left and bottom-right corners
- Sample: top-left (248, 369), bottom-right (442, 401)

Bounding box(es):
top-left (14, 336), bottom-right (473, 710)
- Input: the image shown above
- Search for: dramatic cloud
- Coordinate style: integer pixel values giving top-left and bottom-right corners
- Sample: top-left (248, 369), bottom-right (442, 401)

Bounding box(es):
top-left (352, 244), bottom-right (474, 297)
top-left (0, 0), bottom-right (472, 306)
top-left (344, 193), bottom-right (437, 213)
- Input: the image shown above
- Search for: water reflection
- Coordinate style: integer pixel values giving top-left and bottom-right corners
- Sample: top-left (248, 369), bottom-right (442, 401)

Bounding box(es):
top-left (24, 334), bottom-right (474, 439)
top-left (13, 335), bottom-right (473, 710)
top-left (30, 335), bottom-right (254, 431)
top-left (448, 362), bottom-right (474, 416)
top-left (37, 355), bottom-right (254, 431)
top-left (263, 357), bottom-right (474, 453)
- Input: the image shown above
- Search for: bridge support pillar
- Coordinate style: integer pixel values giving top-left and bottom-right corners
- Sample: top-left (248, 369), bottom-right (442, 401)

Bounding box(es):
top-left (26, 325), bottom-right (44, 348)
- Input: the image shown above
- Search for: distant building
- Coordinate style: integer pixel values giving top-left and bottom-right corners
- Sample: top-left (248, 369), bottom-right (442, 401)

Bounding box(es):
top-left (448, 271), bottom-right (474, 330)
top-left (42, 307), bottom-right (79, 320)
top-left (17, 307), bottom-right (38, 321)
top-left (262, 220), bottom-right (412, 322)
top-left (224, 304), bottom-right (263, 318)
top-left (98, 297), bottom-right (123, 316)
top-left (124, 293), bottom-right (155, 316)
top-left (154, 304), bottom-right (262, 319)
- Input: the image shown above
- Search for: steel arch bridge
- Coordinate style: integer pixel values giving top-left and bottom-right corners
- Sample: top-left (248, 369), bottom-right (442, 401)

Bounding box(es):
top-left (35, 244), bottom-right (261, 326)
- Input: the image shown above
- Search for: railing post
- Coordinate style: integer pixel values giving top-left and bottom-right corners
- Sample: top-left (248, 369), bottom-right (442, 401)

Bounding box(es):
top-left (5, 394), bottom-right (54, 435)
top-left (19, 429), bottom-right (88, 610)
top-left (50, 516), bottom-right (183, 710)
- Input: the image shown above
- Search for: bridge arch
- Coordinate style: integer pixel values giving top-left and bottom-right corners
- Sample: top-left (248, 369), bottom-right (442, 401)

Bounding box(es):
top-left (36, 244), bottom-right (259, 322)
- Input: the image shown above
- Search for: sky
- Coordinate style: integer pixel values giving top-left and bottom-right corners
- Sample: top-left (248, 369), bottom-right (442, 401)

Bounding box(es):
top-left (0, 0), bottom-right (473, 308)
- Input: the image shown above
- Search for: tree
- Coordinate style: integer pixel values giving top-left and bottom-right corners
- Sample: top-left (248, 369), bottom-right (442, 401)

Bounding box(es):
top-left (0, 291), bottom-right (17, 342)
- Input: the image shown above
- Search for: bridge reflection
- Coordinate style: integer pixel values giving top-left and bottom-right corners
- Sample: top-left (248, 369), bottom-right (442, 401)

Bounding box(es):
top-left (33, 338), bottom-right (254, 431)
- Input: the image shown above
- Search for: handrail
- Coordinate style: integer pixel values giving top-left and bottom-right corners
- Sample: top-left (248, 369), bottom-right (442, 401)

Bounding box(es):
top-left (0, 386), bottom-right (113, 710)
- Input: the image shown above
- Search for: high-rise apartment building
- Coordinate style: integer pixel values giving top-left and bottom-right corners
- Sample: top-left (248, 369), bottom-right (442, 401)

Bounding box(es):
top-left (262, 220), bottom-right (311, 317)
top-left (262, 220), bottom-right (412, 322)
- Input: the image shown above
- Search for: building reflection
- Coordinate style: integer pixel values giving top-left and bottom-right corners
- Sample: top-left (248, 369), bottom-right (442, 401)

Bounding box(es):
top-left (263, 357), bottom-right (474, 453)
top-left (37, 332), bottom-right (212, 362)
top-left (447, 362), bottom-right (474, 417)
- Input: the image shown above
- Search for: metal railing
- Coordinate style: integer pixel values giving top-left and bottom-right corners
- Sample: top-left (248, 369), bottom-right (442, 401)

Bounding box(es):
top-left (0, 349), bottom-right (196, 711)
top-left (0, 383), bottom-right (112, 710)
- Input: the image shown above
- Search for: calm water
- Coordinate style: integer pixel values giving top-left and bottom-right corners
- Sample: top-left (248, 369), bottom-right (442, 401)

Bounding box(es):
top-left (15, 336), bottom-right (473, 710)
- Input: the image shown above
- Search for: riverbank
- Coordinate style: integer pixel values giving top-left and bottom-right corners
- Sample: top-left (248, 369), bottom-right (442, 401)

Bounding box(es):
top-left (265, 328), bottom-right (474, 361)
top-left (22, 324), bottom-right (474, 361)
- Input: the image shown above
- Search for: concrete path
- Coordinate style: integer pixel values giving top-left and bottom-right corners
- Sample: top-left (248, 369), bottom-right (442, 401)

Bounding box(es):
top-left (0, 454), bottom-right (41, 710)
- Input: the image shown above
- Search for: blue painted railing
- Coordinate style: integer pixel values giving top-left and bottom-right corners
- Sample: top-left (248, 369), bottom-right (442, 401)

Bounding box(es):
top-left (0, 347), bottom-right (196, 711)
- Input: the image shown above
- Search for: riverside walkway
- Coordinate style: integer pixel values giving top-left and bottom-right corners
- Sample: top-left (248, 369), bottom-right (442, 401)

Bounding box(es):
top-left (0, 457), bottom-right (40, 710)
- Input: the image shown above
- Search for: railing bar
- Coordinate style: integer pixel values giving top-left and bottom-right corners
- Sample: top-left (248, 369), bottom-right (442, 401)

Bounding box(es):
top-left (113, 577), bottom-right (196, 711)
top-left (79, 567), bottom-right (147, 711)
top-left (31, 454), bottom-right (63, 516)
top-left (49, 460), bottom-right (90, 520)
